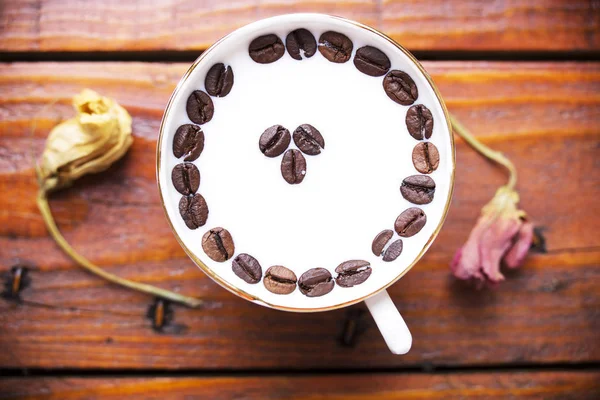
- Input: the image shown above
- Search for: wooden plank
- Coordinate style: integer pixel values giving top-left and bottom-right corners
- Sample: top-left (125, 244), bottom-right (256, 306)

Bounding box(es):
top-left (0, 0), bottom-right (598, 53)
top-left (1, 372), bottom-right (599, 399)
top-left (0, 61), bottom-right (599, 369)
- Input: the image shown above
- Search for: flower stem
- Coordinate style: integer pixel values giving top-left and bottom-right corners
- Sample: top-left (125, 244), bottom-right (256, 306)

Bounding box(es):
top-left (36, 190), bottom-right (203, 308)
top-left (450, 114), bottom-right (517, 190)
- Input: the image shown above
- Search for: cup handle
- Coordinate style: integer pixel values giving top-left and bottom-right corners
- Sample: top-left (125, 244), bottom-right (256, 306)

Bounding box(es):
top-left (364, 290), bottom-right (412, 354)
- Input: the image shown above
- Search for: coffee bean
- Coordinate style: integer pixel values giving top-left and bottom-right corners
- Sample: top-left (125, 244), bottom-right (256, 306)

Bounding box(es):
top-left (173, 124), bottom-right (204, 161)
top-left (395, 207), bottom-right (427, 237)
top-left (286, 29), bottom-right (316, 60)
top-left (298, 268), bottom-right (334, 297)
top-left (383, 70), bottom-right (418, 106)
top-left (249, 34), bottom-right (285, 64)
top-left (372, 229), bottom-right (394, 256)
top-left (293, 124), bottom-right (325, 155)
top-left (401, 175), bottom-right (436, 204)
top-left (232, 253), bottom-right (262, 284)
top-left (259, 125), bottom-right (291, 157)
top-left (335, 260), bottom-right (372, 288)
top-left (412, 142), bottom-right (439, 174)
top-left (202, 227), bottom-right (234, 262)
top-left (383, 239), bottom-right (403, 262)
top-left (281, 149), bottom-right (306, 185)
top-left (171, 162), bottom-right (200, 195)
top-left (318, 31), bottom-right (353, 63)
top-left (205, 63), bottom-right (234, 97)
top-left (406, 104), bottom-right (433, 140)
top-left (186, 90), bottom-right (214, 125)
top-left (264, 266), bottom-right (297, 294)
top-left (353, 46), bottom-right (390, 77)
top-left (179, 193), bottom-right (208, 229)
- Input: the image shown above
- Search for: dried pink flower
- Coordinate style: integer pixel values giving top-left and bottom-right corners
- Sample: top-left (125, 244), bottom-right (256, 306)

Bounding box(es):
top-left (449, 116), bottom-right (533, 286)
top-left (504, 220), bottom-right (535, 269)
top-left (450, 188), bottom-right (531, 284)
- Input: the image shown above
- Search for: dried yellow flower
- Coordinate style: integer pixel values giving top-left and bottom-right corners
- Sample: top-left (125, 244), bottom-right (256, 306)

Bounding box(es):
top-left (37, 89), bottom-right (133, 192)
top-left (35, 89), bottom-right (202, 307)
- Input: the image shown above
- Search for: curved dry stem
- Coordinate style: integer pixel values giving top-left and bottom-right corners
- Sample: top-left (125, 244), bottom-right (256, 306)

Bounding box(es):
top-left (36, 190), bottom-right (202, 308)
top-left (450, 114), bottom-right (517, 190)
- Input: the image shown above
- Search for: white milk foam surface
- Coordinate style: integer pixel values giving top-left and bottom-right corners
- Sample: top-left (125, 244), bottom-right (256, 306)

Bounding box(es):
top-left (158, 14), bottom-right (454, 310)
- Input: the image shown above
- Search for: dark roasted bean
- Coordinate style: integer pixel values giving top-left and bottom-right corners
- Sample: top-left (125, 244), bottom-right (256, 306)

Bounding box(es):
top-left (353, 46), bottom-right (390, 77)
top-left (383, 239), bottom-right (403, 262)
top-left (171, 162), bottom-right (200, 195)
top-left (412, 142), bottom-right (440, 174)
top-left (383, 70), bottom-right (418, 106)
top-left (202, 227), bottom-right (235, 262)
top-left (232, 253), bottom-right (262, 284)
top-left (205, 63), bottom-right (234, 97)
top-left (406, 104), bottom-right (433, 140)
top-left (264, 266), bottom-right (297, 294)
top-left (286, 29), bottom-right (317, 60)
top-left (335, 260), bottom-right (372, 287)
top-left (186, 90), bottom-right (214, 125)
top-left (259, 125), bottom-right (291, 157)
top-left (179, 194), bottom-right (208, 229)
top-left (395, 207), bottom-right (427, 237)
top-left (293, 124), bottom-right (325, 155)
top-left (249, 34), bottom-right (285, 64)
top-left (400, 175), bottom-right (436, 204)
top-left (281, 149), bottom-right (306, 184)
top-left (318, 31), bottom-right (353, 63)
top-left (372, 229), bottom-right (394, 256)
top-left (173, 124), bottom-right (204, 161)
top-left (298, 268), bottom-right (334, 297)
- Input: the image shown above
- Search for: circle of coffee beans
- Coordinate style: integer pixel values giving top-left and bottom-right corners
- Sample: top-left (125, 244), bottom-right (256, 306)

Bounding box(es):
top-left (167, 27), bottom-right (444, 298)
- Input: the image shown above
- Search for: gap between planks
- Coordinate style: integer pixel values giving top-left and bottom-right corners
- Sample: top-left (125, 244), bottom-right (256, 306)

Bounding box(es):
top-left (1, 50), bottom-right (600, 63)
top-left (1, 362), bottom-right (599, 378)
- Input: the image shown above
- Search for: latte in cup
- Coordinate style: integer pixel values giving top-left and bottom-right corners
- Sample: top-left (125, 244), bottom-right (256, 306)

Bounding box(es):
top-left (157, 14), bottom-right (454, 316)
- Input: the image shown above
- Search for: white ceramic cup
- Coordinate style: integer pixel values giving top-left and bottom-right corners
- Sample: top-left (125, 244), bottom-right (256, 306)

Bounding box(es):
top-left (157, 14), bottom-right (454, 354)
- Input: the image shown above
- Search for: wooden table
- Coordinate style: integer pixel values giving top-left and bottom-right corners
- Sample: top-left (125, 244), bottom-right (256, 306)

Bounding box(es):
top-left (1, 1), bottom-right (599, 398)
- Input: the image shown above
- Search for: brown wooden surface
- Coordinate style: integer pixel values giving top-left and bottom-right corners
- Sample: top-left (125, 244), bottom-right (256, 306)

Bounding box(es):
top-left (1, 61), bottom-right (599, 370)
top-left (1, 0), bottom-right (599, 53)
top-left (1, 372), bottom-right (600, 399)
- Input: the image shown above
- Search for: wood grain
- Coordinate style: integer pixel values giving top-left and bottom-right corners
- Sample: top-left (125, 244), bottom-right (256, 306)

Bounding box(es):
top-left (1, 0), bottom-right (598, 53)
top-left (0, 61), bottom-right (599, 369)
top-left (1, 372), bottom-right (599, 399)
